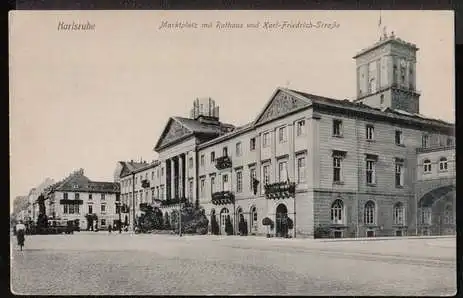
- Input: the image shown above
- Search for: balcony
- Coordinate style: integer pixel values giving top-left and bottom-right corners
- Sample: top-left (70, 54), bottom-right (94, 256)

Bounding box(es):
top-left (59, 199), bottom-right (83, 205)
top-left (141, 179), bottom-right (150, 188)
top-left (161, 197), bottom-right (188, 207)
top-left (211, 191), bottom-right (235, 205)
top-left (416, 145), bottom-right (455, 154)
top-left (215, 156), bottom-right (232, 170)
top-left (264, 181), bottom-right (296, 200)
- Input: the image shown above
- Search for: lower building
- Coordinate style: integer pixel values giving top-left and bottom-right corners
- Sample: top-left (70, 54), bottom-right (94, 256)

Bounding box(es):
top-left (43, 169), bottom-right (121, 230)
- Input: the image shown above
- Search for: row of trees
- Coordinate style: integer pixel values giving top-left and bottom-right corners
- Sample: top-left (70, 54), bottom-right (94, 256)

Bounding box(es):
top-left (137, 204), bottom-right (209, 235)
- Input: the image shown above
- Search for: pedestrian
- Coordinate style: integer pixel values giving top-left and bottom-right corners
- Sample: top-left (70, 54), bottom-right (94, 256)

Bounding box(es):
top-left (108, 224), bottom-right (112, 234)
top-left (15, 220), bottom-right (26, 251)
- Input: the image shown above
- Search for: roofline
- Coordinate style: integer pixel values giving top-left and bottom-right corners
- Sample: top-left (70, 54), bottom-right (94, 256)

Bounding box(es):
top-left (119, 161), bottom-right (161, 178)
top-left (352, 37), bottom-right (419, 59)
top-left (197, 124), bottom-right (254, 150)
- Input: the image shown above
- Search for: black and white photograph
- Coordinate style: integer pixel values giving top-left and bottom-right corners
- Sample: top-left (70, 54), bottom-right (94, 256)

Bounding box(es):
top-left (9, 10), bottom-right (456, 296)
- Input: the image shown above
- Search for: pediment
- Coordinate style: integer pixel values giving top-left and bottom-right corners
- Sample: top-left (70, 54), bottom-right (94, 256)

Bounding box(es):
top-left (155, 118), bottom-right (193, 151)
top-left (254, 89), bottom-right (311, 126)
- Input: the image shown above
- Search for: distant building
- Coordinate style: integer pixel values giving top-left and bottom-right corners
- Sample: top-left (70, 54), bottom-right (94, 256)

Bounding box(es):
top-left (44, 169), bottom-right (120, 230)
top-left (118, 32), bottom-right (455, 238)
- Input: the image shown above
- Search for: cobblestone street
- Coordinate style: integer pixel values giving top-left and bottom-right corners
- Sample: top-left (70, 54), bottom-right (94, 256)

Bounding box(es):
top-left (11, 233), bottom-right (456, 296)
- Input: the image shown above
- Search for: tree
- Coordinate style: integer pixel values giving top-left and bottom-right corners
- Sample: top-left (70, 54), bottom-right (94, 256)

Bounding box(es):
top-left (36, 194), bottom-right (48, 233)
top-left (225, 215), bottom-right (233, 236)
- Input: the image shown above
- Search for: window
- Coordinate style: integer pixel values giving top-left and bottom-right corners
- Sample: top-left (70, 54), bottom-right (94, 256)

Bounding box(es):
top-left (223, 147), bottom-right (228, 157)
top-left (210, 176), bottom-right (215, 194)
top-left (262, 132), bottom-right (270, 148)
top-left (380, 94), bottom-right (384, 104)
top-left (278, 161), bottom-right (288, 182)
top-left (116, 204), bottom-right (120, 214)
top-left (64, 204), bottom-right (68, 214)
top-left (89, 193), bottom-right (92, 200)
top-left (151, 171), bottom-right (154, 180)
top-left (297, 157), bottom-right (306, 183)
top-left (160, 185), bottom-right (164, 200)
top-left (423, 159), bottom-right (432, 173)
top-left (333, 157), bottom-right (342, 183)
top-left (278, 126), bottom-right (287, 143)
top-left (393, 202), bottom-right (405, 225)
top-left (249, 168), bottom-right (256, 190)
top-left (366, 125), bottom-right (374, 141)
top-left (439, 157), bottom-right (448, 171)
top-left (443, 204), bottom-right (453, 225)
top-left (73, 193), bottom-right (79, 200)
top-left (250, 138), bottom-right (256, 151)
top-left (296, 120), bottom-right (305, 136)
top-left (101, 204), bottom-right (106, 213)
top-left (64, 193), bottom-right (68, 200)
top-left (364, 201), bottom-right (375, 225)
top-left (236, 142), bottom-right (242, 157)
top-left (395, 162), bottom-right (404, 187)
top-left (200, 178), bottom-right (205, 197)
top-left (422, 135), bottom-right (429, 148)
top-left (421, 208), bottom-right (432, 225)
top-left (222, 174), bottom-right (229, 191)
top-left (189, 157), bottom-right (193, 169)
top-left (331, 199), bottom-right (344, 224)
top-left (236, 171), bottom-right (243, 193)
top-left (200, 154), bottom-right (205, 167)
top-left (263, 164), bottom-right (270, 185)
top-left (369, 78), bottom-right (377, 93)
top-left (151, 189), bottom-right (155, 200)
top-left (101, 219), bottom-right (106, 226)
top-left (210, 152), bottom-right (216, 163)
top-left (395, 130), bottom-right (403, 145)
top-left (101, 193), bottom-right (105, 200)
top-left (366, 160), bottom-right (376, 185)
top-left (68, 204), bottom-right (75, 214)
top-left (333, 120), bottom-right (343, 137)
top-left (135, 176), bottom-right (138, 184)
top-left (161, 167), bottom-right (164, 177)
top-left (188, 180), bottom-right (193, 199)
top-left (400, 66), bottom-right (406, 84)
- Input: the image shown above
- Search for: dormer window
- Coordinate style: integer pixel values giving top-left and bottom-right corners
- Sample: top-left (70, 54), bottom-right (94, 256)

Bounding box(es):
top-left (73, 184), bottom-right (79, 189)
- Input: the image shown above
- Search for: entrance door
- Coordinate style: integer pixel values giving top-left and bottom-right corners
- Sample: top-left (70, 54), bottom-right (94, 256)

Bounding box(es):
top-left (334, 230), bottom-right (342, 238)
top-left (366, 230), bottom-right (375, 237)
top-left (275, 204), bottom-right (288, 238)
top-left (220, 208), bottom-right (229, 235)
top-left (395, 230), bottom-right (402, 236)
top-left (250, 206), bottom-right (258, 234)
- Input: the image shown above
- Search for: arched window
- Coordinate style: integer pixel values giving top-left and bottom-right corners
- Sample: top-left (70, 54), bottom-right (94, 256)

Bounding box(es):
top-left (330, 199), bottom-right (344, 224)
top-left (439, 157), bottom-right (448, 171)
top-left (393, 202), bottom-right (405, 225)
top-left (423, 159), bottom-right (432, 173)
top-left (364, 201), bottom-right (375, 225)
top-left (443, 204), bottom-right (453, 224)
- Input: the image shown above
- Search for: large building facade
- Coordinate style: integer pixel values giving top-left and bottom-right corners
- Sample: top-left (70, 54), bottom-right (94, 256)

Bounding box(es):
top-left (118, 32), bottom-right (455, 238)
top-left (44, 169), bottom-right (120, 230)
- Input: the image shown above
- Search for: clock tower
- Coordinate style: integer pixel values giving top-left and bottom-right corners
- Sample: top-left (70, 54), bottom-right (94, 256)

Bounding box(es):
top-left (353, 31), bottom-right (421, 114)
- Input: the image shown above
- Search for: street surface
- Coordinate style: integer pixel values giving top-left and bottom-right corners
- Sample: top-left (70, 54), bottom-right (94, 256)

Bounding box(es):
top-left (11, 233), bottom-right (456, 296)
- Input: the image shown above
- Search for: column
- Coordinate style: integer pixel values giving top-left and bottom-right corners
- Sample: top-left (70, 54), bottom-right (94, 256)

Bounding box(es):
top-left (179, 154), bottom-right (184, 198)
top-left (288, 123), bottom-right (295, 182)
top-left (171, 157), bottom-right (176, 200)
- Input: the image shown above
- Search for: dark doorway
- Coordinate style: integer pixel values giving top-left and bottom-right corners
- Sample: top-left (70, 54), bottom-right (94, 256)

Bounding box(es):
top-left (333, 230), bottom-right (342, 238)
top-left (366, 230), bottom-right (375, 237)
top-left (395, 230), bottom-right (402, 236)
top-left (275, 204), bottom-right (288, 238)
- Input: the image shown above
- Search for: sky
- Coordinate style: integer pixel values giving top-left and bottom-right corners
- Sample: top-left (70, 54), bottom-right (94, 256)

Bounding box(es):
top-left (9, 10), bottom-right (454, 211)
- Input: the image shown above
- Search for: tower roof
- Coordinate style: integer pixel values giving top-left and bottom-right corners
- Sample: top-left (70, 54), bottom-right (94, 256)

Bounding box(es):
top-left (353, 34), bottom-right (419, 59)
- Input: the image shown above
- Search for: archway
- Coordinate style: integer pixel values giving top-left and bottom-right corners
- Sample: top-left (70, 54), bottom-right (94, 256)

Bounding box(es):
top-left (418, 185), bottom-right (455, 236)
top-left (275, 204), bottom-right (288, 238)
top-left (220, 208), bottom-right (229, 235)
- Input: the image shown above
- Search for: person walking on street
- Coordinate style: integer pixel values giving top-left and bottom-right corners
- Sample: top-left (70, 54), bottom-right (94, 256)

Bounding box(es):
top-left (15, 220), bottom-right (26, 251)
